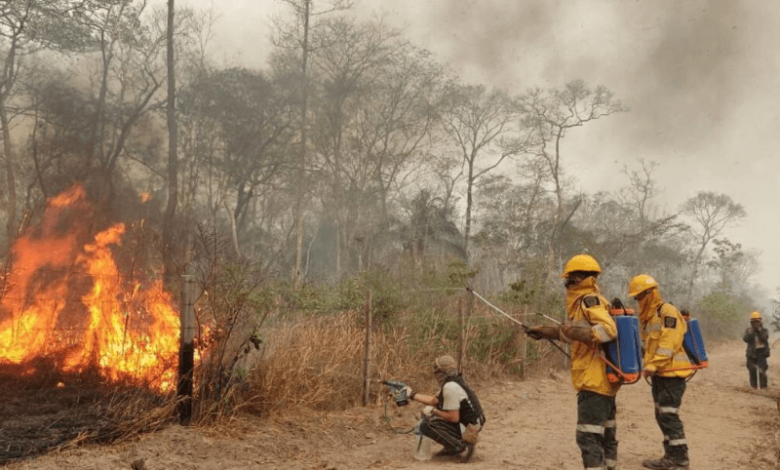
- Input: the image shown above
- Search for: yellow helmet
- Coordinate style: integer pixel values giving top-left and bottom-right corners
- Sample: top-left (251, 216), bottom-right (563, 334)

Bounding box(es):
top-left (628, 274), bottom-right (658, 298)
top-left (560, 254), bottom-right (601, 279)
top-left (750, 311), bottom-right (763, 321)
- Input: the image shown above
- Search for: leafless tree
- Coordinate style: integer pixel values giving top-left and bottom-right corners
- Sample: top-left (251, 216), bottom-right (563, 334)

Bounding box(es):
top-left (274, 0), bottom-right (352, 288)
top-left (162, 0), bottom-right (178, 289)
top-left (0, 0), bottom-right (89, 245)
top-left (306, 16), bottom-right (399, 278)
top-left (619, 158), bottom-right (659, 232)
top-left (681, 191), bottom-right (747, 299)
top-left (520, 79), bottom-right (627, 281)
top-left (438, 83), bottom-right (526, 262)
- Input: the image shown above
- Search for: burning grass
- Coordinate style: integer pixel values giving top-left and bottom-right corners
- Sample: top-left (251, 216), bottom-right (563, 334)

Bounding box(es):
top-left (0, 185), bottom-right (181, 391)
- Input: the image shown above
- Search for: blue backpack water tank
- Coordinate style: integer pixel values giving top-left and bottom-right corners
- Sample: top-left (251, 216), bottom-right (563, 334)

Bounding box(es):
top-left (606, 314), bottom-right (643, 384)
top-left (682, 318), bottom-right (709, 367)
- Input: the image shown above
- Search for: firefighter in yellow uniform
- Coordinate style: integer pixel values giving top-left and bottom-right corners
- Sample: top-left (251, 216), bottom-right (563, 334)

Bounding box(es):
top-left (528, 254), bottom-right (619, 470)
top-left (629, 275), bottom-right (692, 470)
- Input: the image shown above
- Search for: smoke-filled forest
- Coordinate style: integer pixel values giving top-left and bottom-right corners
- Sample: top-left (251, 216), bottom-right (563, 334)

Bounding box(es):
top-left (0, 1), bottom-right (778, 467)
top-left (0, 1), bottom-right (766, 328)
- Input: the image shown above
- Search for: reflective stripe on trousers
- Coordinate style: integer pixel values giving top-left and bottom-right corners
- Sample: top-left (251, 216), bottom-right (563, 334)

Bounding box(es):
top-left (577, 391), bottom-right (617, 470)
top-left (652, 377), bottom-right (688, 462)
top-left (577, 424), bottom-right (605, 435)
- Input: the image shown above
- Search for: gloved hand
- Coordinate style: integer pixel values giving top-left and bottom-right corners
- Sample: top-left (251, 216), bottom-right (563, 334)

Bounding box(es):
top-left (526, 325), bottom-right (560, 341)
top-left (404, 385), bottom-right (415, 401)
top-left (422, 405), bottom-right (434, 417)
top-left (561, 324), bottom-right (593, 343)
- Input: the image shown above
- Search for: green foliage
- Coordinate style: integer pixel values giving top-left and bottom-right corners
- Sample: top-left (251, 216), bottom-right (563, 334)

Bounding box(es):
top-left (445, 260), bottom-right (479, 287)
top-left (404, 307), bottom-right (459, 355)
top-left (402, 305), bottom-right (519, 366)
top-left (279, 271), bottom-right (407, 323)
top-left (499, 279), bottom-right (562, 320)
top-left (406, 260), bottom-right (476, 292)
top-left (466, 316), bottom-right (519, 363)
top-left (281, 282), bottom-right (334, 312)
top-left (497, 258), bottom-right (564, 320)
top-left (696, 290), bottom-right (756, 338)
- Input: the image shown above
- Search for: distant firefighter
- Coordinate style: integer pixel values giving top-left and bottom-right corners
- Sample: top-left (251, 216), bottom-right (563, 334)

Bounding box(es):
top-left (743, 311), bottom-right (770, 389)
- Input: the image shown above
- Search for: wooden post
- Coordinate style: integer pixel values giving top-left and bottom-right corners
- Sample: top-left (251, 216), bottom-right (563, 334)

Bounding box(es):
top-left (362, 289), bottom-right (372, 405)
top-left (521, 313), bottom-right (528, 379)
top-left (177, 268), bottom-right (196, 425)
top-left (457, 298), bottom-right (464, 372)
top-left (464, 288), bottom-right (474, 371)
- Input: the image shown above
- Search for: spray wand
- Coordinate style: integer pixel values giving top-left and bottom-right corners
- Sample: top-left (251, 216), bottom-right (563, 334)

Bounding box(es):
top-left (467, 287), bottom-right (570, 359)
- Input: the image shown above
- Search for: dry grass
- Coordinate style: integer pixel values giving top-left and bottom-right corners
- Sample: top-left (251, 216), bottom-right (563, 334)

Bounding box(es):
top-left (243, 307), bottom-right (564, 416)
top-left (0, 301), bottom-right (564, 462)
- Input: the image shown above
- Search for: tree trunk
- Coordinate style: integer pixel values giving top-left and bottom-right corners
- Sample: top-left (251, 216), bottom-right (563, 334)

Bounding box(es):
top-left (1, 104), bottom-right (16, 244)
top-left (463, 155), bottom-right (475, 263)
top-left (163, 0), bottom-right (179, 291)
top-left (292, 0), bottom-right (311, 290)
top-left (687, 241), bottom-right (708, 301)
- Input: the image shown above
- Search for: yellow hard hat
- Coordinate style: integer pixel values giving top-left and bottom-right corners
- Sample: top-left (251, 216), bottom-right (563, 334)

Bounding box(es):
top-left (750, 311), bottom-right (763, 321)
top-left (629, 274), bottom-right (658, 298)
top-left (560, 254), bottom-right (601, 279)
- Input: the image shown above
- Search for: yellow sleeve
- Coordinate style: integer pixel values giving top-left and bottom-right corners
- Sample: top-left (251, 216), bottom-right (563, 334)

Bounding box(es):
top-left (582, 295), bottom-right (617, 343)
top-left (645, 305), bottom-right (685, 372)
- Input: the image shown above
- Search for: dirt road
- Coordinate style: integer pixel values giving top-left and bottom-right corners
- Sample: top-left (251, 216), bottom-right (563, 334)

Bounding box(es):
top-left (7, 341), bottom-right (778, 470)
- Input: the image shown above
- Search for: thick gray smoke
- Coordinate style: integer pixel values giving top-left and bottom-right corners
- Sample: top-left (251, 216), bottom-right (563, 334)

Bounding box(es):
top-left (385, 0), bottom-right (755, 156)
top-left (627, 1), bottom-right (747, 153)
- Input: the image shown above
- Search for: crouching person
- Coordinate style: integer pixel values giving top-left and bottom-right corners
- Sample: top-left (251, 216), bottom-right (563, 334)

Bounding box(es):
top-left (405, 355), bottom-right (486, 463)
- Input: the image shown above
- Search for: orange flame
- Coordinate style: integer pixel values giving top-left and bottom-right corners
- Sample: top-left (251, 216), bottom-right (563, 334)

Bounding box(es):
top-left (139, 192), bottom-right (151, 203)
top-left (0, 185), bottom-right (181, 391)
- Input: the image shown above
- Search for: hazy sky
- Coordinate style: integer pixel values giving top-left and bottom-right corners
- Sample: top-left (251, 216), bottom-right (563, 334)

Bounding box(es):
top-left (176, 0), bottom-right (780, 297)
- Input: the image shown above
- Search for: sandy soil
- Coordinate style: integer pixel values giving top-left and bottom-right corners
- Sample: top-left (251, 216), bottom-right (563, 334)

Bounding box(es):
top-left (6, 341), bottom-right (778, 470)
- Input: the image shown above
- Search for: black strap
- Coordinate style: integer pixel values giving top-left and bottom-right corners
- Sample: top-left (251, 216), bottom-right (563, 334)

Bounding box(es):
top-left (659, 303), bottom-right (699, 366)
top-left (441, 376), bottom-right (486, 427)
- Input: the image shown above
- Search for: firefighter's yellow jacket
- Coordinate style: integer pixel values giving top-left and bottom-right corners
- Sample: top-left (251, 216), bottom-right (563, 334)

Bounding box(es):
top-left (564, 277), bottom-right (620, 397)
top-left (638, 292), bottom-right (694, 379)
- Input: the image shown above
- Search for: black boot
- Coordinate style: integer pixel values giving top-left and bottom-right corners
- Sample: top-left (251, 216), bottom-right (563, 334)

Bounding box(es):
top-left (642, 456), bottom-right (689, 470)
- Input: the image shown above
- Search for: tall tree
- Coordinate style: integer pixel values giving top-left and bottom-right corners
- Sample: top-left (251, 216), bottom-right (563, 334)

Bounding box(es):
top-left (706, 238), bottom-right (759, 294)
top-left (182, 67), bottom-right (294, 256)
top-left (520, 79), bottom-right (627, 280)
top-left (681, 191), bottom-right (747, 299)
top-left (439, 83), bottom-right (525, 262)
top-left (274, 0), bottom-right (352, 288)
top-left (0, 0), bottom-right (88, 245)
top-left (404, 189), bottom-right (463, 271)
top-left (76, 0), bottom-right (169, 204)
top-left (619, 158), bottom-right (659, 233)
top-left (307, 15), bottom-right (398, 278)
top-left (162, 0), bottom-right (178, 290)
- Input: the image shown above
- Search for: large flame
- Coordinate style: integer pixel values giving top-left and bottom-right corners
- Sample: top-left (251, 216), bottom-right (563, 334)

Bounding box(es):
top-left (0, 185), bottom-right (180, 391)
